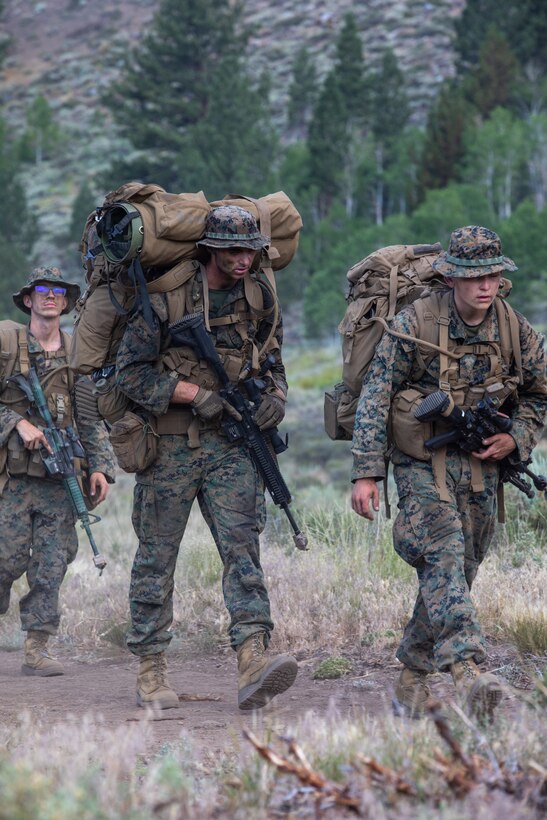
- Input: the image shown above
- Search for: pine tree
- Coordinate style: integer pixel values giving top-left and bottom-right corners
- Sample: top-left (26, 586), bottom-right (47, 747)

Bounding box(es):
top-left (463, 28), bottom-right (520, 117)
top-left (18, 95), bottom-right (62, 164)
top-left (332, 13), bottom-right (367, 125)
top-left (178, 62), bottom-right (279, 199)
top-left (286, 47), bottom-right (318, 139)
top-left (102, 0), bottom-right (247, 186)
top-left (305, 13), bottom-right (369, 220)
top-left (0, 117), bottom-right (35, 317)
top-left (454, 1), bottom-right (547, 74)
top-left (307, 71), bottom-right (348, 218)
top-left (367, 49), bottom-right (410, 224)
top-left (418, 81), bottom-right (473, 194)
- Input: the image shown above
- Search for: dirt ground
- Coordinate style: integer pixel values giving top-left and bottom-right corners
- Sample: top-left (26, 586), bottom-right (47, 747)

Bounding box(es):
top-left (0, 643), bottom-right (530, 761)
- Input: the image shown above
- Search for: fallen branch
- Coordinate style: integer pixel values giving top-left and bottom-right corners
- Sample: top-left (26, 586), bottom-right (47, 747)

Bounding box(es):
top-left (243, 728), bottom-right (362, 814)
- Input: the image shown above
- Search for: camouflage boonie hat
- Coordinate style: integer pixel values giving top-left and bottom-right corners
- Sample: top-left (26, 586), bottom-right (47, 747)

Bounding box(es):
top-left (433, 226), bottom-right (517, 278)
top-left (13, 266), bottom-right (81, 315)
top-left (197, 205), bottom-right (269, 251)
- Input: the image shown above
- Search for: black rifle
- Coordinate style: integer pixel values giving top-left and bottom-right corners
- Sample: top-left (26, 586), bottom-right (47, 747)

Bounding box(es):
top-left (168, 312), bottom-right (308, 550)
top-left (415, 390), bottom-right (547, 499)
top-left (8, 368), bottom-right (107, 572)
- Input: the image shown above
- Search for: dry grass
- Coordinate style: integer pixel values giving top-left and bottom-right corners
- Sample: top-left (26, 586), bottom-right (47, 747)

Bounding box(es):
top-left (1, 695), bottom-right (545, 819)
top-left (1, 347), bottom-right (545, 816)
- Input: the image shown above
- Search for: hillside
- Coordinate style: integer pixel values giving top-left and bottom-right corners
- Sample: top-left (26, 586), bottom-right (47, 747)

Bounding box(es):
top-left (0, 0), bottom-right (466, 267)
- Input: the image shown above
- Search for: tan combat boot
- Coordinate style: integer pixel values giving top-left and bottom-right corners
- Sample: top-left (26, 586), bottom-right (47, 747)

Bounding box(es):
top-left (237, 633), bottom-right (298, 711)
top-left (393, 666), bottom-right (431, 718)
top-left (450, 659), bottom-right (503, 721)
top-left (21, 630), bottom-right (64, 677)
top-left (136, 652), bottom-right (180, 709)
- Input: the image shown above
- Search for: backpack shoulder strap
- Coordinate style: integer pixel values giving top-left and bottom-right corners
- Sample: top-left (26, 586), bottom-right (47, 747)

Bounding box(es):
top-left (61, 330), bottom-right (75, 390)
top-left (0, 322), bottom-right (25, 381)
top-left (412, 290), bottom-right (452, 385)
top-left (147, 259), bottom-right (200, 294)
top-left (494, 297), bottom-right (523, 384)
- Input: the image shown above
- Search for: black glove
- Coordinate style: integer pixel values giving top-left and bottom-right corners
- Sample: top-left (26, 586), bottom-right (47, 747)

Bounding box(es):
top-left (254, 393), bottom-right (286, 430)
top-left (191, 388), bottom-right (241, 421)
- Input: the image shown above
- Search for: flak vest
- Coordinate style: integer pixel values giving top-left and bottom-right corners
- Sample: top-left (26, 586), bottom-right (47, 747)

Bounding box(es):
top-left (151, 266), bottom-right (279, 448)
top-left (0, 324), bottom-right (75, 486)
top-left (387, 291), bottom-right (522, 515)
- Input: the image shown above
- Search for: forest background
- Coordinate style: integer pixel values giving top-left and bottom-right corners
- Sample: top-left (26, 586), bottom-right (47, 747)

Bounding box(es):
top-left (0, 0), bottom-right (546, 336)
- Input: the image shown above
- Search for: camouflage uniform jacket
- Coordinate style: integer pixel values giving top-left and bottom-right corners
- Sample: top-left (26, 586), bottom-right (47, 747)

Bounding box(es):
top-left (116, 266), bottom-right (287, 420)
top-left (351, 291), bottom-right (547, 481)
top-left (0, 328), bottom-right (115, 481)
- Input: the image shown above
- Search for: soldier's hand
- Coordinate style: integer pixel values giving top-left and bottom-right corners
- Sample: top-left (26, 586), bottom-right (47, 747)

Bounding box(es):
top-left (351, 478), bottom-right (380, 521)
top-left (191, 387), bottom-right (242, 421)
top-left (15, 419), bottom-right (51, 452)
top-left (254, 393), bottom-right (286, 430)
top-left (89, 472), bottom-right (109, 505)
top-left (472, 432), bottom-right (516, 462)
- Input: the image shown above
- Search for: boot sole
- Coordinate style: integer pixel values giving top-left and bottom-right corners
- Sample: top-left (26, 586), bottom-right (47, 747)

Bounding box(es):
top-left (136, 692), bottom-right (180, 709)
top-left (21, 664), bottom-right (64, 677)
top-left (238, 657), bottom-right (298, 711)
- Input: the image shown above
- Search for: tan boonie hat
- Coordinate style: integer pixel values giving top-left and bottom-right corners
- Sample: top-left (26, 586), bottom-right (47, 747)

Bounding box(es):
top-left (432, 226), bottom-right (517, 278)
top-left (13, 266), bottom-right (81, 315)
top-left (197, 205), bottom-right (269, 251)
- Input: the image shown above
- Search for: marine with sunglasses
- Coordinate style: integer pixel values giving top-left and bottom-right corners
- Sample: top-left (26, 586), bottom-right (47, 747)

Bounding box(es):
top-left (0, 267), bottom-right (115, 676)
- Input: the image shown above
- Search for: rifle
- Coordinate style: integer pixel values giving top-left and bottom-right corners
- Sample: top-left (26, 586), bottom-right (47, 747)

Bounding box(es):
top-left (168, 312), bottom-right (308, 550)
top-left (415, 390), bottom-right (547, 500)
top-left (8, 367), bottom-right (107, 573)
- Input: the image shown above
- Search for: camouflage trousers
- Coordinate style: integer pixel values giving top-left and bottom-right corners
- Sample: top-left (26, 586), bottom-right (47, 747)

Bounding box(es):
top-left (0, 475), bottom-right (78, 634)
top-left (391, 450), bottom-right (498, 673)
top-left (126, 432), bottom-right (273, 657)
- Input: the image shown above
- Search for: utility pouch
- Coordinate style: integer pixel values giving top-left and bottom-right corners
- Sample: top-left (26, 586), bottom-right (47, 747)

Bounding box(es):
top-left (7, 434), bottom-right (30, 476)
top-left (388, 387), bottom-right (432, 461)
top-left (109, 411), bottom-right (159, 473)
top-left (323, 383), bottom-right (353, 441)
top-left (96, 382), bottom-right (130, 424)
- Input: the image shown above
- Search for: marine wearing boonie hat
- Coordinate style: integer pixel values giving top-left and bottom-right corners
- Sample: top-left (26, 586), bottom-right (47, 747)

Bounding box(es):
top-left (432, 226), bottom-right (518, 278)
top-left (12, 266), bottom-right (81, 315)
top-left (197, 205), bottom-right (269, 251)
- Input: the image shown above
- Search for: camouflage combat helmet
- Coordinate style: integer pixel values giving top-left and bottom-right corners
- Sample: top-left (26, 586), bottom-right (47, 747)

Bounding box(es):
top-left (197, 205), bottom-right (269, 251)
top-left (433, 226), bottom-right (517, 278)
top-left (12, 266), bottom-right (81, 315)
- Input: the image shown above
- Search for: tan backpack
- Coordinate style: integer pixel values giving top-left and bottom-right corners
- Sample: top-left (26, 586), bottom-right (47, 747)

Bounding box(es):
top-left (71, 184), bottom-right (303, 423)
top-left (324, 243), bottom-right (445, 440)
top-left (93, 183), bottom-right (302, 273)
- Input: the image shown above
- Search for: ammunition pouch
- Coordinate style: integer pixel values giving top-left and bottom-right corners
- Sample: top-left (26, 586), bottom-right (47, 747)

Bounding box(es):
top-left (388, 388), bottom-right (433, 462)
top-left (109, 411), bottom-right (159, 473)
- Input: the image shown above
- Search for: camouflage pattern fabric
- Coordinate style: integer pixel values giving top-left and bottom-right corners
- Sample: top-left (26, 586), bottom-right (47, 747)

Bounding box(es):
top-left (352, 291), bottom-right (547, 672)
top-left (115, 272), bottom-right (287, 419)
top-left (126, 432), bottom-right (273, 655)
top-left (116, 271), bottom-right (284, 656)
top-left (432, 225), bottom-right (517, 278)
top-left (0, 476), bottom-right (78, 633)
top-left (0, 330), bottom-right (115, 633)
top-left (392, 451), bottom-right (498, 671)
top-left (352, 291), bottom-right (547, 481)
top-left (196, 205), bottom-right (269, 251)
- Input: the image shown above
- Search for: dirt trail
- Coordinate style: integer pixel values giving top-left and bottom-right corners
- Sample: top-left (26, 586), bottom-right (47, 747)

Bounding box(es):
top-left (0, 646), bottom-right (411, 758)
top-left (0, 643), bottom-right (529, 762)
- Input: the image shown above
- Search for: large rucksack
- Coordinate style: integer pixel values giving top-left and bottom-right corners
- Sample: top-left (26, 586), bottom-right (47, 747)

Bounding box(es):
top-left (70, 183), bottom-right (302, 422)
top-left (324, 243), bottom-right (445, 441)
